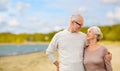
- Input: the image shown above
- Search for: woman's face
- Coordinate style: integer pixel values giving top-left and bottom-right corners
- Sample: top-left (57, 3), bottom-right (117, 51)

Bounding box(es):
top-left (87, 29), bottom-right (97, 41)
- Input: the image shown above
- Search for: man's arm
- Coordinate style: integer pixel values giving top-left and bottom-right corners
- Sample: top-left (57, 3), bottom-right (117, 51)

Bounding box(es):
top-left (104, 52), bottom-right (112, 71)
top-left (46, 51), bottom-right (59, 71)
top-left (105, 52), bottom-right (112, 62)
top-left (54, 61), bottom-right (59, 71)
top-left (46, 33), bottom-right (59, 70)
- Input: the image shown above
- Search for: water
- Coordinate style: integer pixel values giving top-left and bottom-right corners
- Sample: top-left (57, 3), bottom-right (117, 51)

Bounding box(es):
top-left (0, 44), bottom-right (48, 56)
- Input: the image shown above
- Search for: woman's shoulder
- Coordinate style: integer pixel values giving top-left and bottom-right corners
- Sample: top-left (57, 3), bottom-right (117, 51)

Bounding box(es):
top-left (99, 45), bottom-right (107, 50)
top-left (99, 45), bottom-right (108, 54)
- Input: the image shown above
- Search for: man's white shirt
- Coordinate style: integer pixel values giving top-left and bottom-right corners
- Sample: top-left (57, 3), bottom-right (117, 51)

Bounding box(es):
top-left (46, 30), bottom-right (86, 71)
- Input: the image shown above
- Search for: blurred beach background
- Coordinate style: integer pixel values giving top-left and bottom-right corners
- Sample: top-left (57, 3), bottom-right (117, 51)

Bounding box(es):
top-left (0, 0), bottom-right (120, 71)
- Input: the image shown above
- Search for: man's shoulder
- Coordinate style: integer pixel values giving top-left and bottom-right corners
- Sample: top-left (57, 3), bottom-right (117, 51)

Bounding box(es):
top-left (79, 32), bottom-right (86, 37)
top-left (54, 30), bottom-right (65, 37)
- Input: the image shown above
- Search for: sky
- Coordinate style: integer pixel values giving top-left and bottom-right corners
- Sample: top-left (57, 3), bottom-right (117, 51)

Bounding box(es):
top-left (0, 0), bottom-right (120, 34)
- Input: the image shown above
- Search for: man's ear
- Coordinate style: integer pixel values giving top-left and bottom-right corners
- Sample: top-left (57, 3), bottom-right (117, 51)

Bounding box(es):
top-left (71, 21), bottom-right (74, 26)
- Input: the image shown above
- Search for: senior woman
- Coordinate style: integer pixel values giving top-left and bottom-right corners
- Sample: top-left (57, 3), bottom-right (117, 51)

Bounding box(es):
top-left (84, 26), bottom-right (112, 71)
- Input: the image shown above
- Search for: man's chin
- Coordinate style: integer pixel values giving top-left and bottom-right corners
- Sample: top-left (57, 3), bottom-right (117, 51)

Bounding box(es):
top-left (73, 31), bottom-right (79, 33)
top-left (71, 29), bottom-right (80, 33)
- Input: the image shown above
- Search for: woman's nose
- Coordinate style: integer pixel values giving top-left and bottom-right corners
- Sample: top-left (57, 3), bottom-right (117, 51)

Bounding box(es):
top-left (87, 33), bottom-right (89, 36)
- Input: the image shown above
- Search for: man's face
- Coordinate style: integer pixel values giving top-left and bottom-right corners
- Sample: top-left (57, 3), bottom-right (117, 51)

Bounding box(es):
top-left (72, 18), bottom-right (84, 33)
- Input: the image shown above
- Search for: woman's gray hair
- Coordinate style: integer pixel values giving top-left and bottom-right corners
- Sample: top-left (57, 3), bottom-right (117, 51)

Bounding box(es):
top-left (70, 14), bottom-right (83, 22)
top-left (88, 26), bottom-right (103, 41)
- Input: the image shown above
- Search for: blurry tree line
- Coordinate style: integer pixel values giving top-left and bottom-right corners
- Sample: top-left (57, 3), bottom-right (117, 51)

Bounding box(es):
top-left (0, 24), bottom-right (120, 43)
top-left (81, 24), bottom-right (120, 41)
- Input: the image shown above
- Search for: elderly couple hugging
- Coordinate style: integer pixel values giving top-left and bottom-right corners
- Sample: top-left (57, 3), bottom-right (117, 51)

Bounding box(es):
top-left (46, 14), bottom-right (112, 71)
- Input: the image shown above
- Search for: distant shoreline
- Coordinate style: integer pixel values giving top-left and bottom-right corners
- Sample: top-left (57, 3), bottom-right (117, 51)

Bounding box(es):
top-left (0, 42), bottom-right (49, 45)
top-left (0, 50), bottom-right (46, 57)
top-left (0, 41), bottom-right (120, 45)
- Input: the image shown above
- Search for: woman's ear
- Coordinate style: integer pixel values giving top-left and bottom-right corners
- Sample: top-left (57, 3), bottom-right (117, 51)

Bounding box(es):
top-left (95, 34), bottom-right (98, 39)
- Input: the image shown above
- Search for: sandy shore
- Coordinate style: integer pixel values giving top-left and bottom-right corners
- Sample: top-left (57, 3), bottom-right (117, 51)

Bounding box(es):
top-left (0, 51), bottom-right (58, 71)
top-left (0, 42), bottom-right (120, 71)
